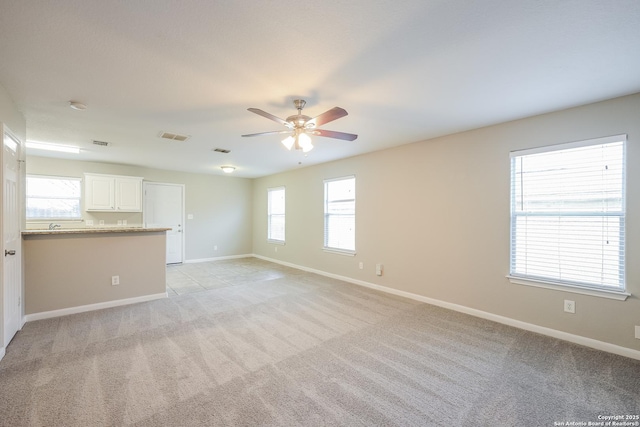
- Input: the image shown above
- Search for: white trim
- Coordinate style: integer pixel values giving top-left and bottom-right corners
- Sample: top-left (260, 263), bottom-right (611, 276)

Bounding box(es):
top-left (507, 275), bottom-right (630, 301)
top-left (184, 254), bottom-right (253, 264)
top-left (252, 254), bottom-right (640, 361)
top-left (510, 134), bottom-right (627, 157)
top-left (0, 347), bottom-right (5, 362)
top-left (23, 292), bottom-right (168, 322)
top-left (322, 247), bottom-right (356, 256)
top-left (268, 240), bottom-right (286, 246)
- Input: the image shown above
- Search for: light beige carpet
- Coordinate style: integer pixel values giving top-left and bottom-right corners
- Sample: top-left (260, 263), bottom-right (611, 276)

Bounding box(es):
top-left (1, 258), bottom-right (639, 426)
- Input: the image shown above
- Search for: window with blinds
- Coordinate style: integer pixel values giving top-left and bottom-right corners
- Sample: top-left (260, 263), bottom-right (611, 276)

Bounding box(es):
top-left (509, 135), bottom-right (626, 293)
top-left (267, 187), bottom-right (285, 243)
top-left (26, 175), bottom-right (82, 220)
top-left (324, 176), bottom-right (355, 254)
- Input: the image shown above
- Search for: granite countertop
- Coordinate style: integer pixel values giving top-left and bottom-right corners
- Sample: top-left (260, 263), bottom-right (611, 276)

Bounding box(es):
top-left (22, 227), bottom-right (172, 235)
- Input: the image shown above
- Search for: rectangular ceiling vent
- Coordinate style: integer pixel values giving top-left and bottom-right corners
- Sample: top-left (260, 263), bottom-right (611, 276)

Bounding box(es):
top-left (213, 148), bottom-right (231, 154)
top-left (92, 140), bottom-right (111, 147)
top-left (159, 131), bottom-right (190, 142)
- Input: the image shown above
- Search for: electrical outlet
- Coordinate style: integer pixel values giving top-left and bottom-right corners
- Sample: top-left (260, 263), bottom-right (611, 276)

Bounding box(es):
top-left (86, 220), bottom-right (93, 226)
top-left (214, 245), bottom-right (218, 251)
top-left (123, 220), bottom-right (127, 226)
top-left (117, 220), bottom-right (123, 226)
top-left (274, 246), bottom-right (278, 252)
top-left (99, 220), bottom-right (105, 226)
top-left (358, 262), bottom-right (364, 270)
top-left (635, 326), bottom-right (640, 340)
top-left (111, 275), bottom-right (120, 286)
top-left (564, 299), bottom-right (575, 314)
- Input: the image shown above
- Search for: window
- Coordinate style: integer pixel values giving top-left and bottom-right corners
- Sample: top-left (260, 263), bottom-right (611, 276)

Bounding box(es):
top-left (509, 135), bottom-right (626, 297)
top-left (26, 175), bottom-right (82, 220)
top-left (324, 176), bottom-right (355, 254)
top-left (267, 187), bottom-right (285, 243)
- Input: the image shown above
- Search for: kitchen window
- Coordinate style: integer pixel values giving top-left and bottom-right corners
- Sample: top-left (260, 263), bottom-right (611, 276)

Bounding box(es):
top-left (26, 175), bottom-right (82, 220)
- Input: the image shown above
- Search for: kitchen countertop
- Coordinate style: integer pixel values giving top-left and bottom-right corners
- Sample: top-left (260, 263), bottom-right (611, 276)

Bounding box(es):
top-left (22, 227), bottom-right (172, 235)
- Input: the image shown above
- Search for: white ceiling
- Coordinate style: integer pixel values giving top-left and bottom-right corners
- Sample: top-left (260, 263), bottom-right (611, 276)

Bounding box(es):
top-left (0, 1), bottom-right (639, 178)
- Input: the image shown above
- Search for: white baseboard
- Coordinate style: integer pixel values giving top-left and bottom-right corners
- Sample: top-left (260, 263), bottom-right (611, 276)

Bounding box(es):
top-left (23, 292), bottom-right (168, 322)
top-left (185, 254), bottom-right (253, 264)
top-left (0, 347), bottom-right (5, 362)
top-left (253, 254), bottom-right (640, 361)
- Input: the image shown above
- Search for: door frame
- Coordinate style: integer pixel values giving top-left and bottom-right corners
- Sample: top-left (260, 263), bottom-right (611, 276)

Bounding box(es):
top-left (142, 181), bottom-right (185, 264)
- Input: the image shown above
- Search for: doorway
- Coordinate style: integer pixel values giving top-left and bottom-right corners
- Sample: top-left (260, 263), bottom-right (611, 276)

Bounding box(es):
top-left (3, 125), bottom-right (22, 348)
top-left (144, 182), bottom-right (184, 264)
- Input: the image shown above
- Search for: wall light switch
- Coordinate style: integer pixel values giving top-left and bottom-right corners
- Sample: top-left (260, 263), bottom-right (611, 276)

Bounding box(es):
top-left (187, 214), bottom-right (194, 220)
top-left (376, 263), bottom-right (383, 276)
top-left (99, 220), bottom-right (105, 226)
top-left (117, 220), bottom-right (123, 226)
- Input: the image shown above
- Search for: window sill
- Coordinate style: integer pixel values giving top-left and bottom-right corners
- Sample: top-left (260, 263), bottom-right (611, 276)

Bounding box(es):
top-left (323, 247), bottom-right (356, 256)
top-left (507, 275), bottom-right (630, 301)
top-left (27, 219), bottom-right (83, 223)
top-left (268, 240), bottom-right (285, 246)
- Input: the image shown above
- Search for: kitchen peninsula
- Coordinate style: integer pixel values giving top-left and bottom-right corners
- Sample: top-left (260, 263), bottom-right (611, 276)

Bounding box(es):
top-left (22, 227), bottom-right (170, 319)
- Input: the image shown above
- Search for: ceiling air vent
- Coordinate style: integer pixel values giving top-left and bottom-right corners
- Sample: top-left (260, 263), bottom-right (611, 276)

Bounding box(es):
top-left (213, 148), bottom-right (231, 154)
top-left (92, 140), bottom-right (111, 147)
top-left (159, 131), bottom-right (190, 142)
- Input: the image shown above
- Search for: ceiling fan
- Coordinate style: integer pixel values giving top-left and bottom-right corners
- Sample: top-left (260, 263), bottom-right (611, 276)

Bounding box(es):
top-left (242, 99), bottom-right (358, 153)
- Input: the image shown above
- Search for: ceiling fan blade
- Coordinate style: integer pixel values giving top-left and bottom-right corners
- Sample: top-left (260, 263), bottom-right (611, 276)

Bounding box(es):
top-left (312, 129), bottom-right (358, 141)
top-left (247, 108), bottom-right (292, 127)
top-left (242, 130), bottom-right (292, 137)
top-left (306, 107), bottom-right (348, 128)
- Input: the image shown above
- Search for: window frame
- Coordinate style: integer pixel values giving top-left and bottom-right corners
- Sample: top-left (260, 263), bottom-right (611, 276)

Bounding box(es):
top-left (267, 186), bottom-right (286, 244)
top-left (507, 134), bottom-right (629, 300)
top-left (26, 174), bottom-right (83, 221)
top-left (323, 175), bottom-right (356, 256)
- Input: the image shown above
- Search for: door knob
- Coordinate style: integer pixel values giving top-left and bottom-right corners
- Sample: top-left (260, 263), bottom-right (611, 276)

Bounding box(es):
top-left (5, 249), bottom-right (16, 256)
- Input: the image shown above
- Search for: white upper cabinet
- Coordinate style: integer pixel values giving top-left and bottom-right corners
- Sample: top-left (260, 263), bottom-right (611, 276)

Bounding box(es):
top-left (85, 173), bottom-right (143, 212)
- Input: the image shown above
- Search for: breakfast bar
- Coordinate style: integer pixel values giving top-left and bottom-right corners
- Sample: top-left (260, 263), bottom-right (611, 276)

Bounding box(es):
top-left (22, 227), bottom-right (171, 319)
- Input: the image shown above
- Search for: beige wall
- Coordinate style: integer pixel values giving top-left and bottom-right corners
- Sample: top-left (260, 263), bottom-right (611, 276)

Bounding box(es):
top-left (252, 93), bottom-right (640, 352)
top-left (0, 83), bottom-right (26, 144)
top-left (27, 157), bottom-right (253, 261)
top-left (23, 232), bottom-right (167, 314)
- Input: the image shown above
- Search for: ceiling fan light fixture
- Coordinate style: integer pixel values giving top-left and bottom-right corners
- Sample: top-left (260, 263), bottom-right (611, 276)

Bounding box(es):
top-left (221, 166), bottom-right (235, 173)
top-left (298, 133), bottom-right (313, 153)
top-left (281, 135), bottom-right (295, 150)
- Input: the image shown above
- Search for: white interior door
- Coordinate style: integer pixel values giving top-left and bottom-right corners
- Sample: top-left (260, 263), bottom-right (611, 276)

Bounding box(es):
top-left (3, 127), bottom-right (22, 347)
top-left (144, 182), bottom-right (184, 264)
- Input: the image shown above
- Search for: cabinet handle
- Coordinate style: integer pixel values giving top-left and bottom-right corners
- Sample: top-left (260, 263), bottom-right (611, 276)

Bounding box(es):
top-left (5, 249), bottom-right (16, 256)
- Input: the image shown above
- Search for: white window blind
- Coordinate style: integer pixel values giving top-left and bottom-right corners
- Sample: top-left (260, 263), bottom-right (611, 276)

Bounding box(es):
top-left (509, 135), bottom-right (626, 292)
top-left (267, 187), bottom-right (285, 243)
top-left (26, 175), bottom-right (82, 220)
top-left (324, 176), bottom-right (355, 253)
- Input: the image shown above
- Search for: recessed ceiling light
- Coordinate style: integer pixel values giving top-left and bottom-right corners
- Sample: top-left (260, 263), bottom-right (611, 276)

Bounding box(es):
top-left (26, 141), bottom-right (80, 154)
top-left (221, 166), bottom-right (235, 173)
top-left (69, 101), bottom-right (87, 110)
